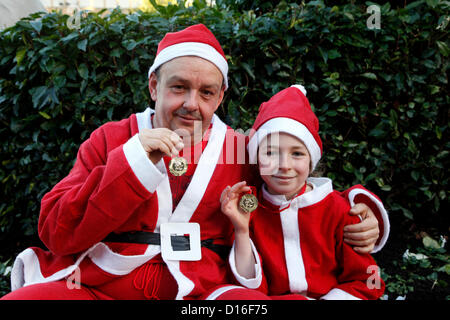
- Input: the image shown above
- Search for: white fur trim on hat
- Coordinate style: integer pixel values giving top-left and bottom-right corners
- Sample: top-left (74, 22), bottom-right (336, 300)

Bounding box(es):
top-left (247, 117), bottom-right (321, 170)
top-left (148, 42), bottom-right (229, 89)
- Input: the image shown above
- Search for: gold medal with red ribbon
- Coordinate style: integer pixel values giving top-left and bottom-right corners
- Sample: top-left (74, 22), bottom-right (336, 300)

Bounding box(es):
top-left (240, 183), bottom-right (309, 214)
top-left (239, 186), bottom-right (259, 213)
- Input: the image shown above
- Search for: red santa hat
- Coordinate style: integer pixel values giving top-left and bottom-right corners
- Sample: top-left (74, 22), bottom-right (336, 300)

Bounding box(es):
top-left (148, 24), bottom-right (229, 90)
top-left (247, 85), bottom-right (323, 170)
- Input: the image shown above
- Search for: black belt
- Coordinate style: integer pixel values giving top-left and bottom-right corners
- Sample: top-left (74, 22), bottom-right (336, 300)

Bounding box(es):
top-left (103, 231), bottom-right (230, 261)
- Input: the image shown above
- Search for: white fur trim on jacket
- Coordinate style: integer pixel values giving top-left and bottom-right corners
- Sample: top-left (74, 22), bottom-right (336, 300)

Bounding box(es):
top-left (229, 239), bottom-right (263, 289)
top-left (347, 188), bottom-right (390, 253)
top-left (320, 288), bottom-right (362, 300)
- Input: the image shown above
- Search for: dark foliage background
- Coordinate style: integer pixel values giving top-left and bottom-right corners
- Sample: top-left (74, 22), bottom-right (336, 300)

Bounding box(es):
top-left (0, 0), bottom-right (448, 298)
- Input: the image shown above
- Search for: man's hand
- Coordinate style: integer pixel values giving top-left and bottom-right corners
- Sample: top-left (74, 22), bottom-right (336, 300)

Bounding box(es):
top-left (138, 128), bottom-right (184, 164)
top-left (344, 203), bottom-right (380, 253)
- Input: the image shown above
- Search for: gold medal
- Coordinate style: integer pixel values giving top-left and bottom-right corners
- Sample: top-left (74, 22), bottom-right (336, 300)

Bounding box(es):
top-left (239, 193), bottom-right (258, 213)
top-left (169, 157), bottom-right (188, 176)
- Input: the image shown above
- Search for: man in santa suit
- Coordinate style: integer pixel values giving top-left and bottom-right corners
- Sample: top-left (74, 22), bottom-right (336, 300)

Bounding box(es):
top-left (2, 24), bottom-right (389, 300)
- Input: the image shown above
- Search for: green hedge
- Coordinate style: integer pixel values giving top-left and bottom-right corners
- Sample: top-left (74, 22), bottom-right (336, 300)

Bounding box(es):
top-left (0, 0), bottom-right (448, 258)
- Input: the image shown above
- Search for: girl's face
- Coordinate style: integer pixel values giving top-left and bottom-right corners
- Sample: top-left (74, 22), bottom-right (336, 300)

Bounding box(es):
top-left (258, 132), bottom-right (311, 200)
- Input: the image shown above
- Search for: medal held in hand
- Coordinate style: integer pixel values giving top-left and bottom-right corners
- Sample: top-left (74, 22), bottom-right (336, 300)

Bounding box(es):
top-left (239, 192), bottom-right (258, 213)
top-left (169, 157), bottom-right (188, 176)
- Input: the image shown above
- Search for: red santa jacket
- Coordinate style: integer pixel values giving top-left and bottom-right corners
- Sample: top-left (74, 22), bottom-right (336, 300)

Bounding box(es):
top-left (10, 108), bottom-right (389, 300)
top-left (11, 108), bottom-right (256, 299)
top-left (229, 178), bottom-right (385, 300)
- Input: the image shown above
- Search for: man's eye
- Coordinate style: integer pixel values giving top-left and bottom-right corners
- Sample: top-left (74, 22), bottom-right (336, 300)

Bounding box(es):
top-left (172, 85), bottom-right (184, 91)
top-left (202, 90), bottom-right (214, 97)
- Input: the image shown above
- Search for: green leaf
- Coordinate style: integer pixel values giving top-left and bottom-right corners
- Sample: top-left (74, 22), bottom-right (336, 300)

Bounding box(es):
top-left (423, 236), bottom-right (440, 249)
top-left (241, 62), bottom-right (255, 80)
top-left (361, 72), bottom-right (377, 80)
top-left (437, 264), bottom-right (450, 275)
top-left (328, 49), bottom-right (341, 60)
top-left (343, 162), bottom-right (354, 173)
top-left (30, 20), bottom-right (42, 34)
top-left (15, 47), bottom-right (27, 65)
top-left (30, 86), bottom-right (49, 109)
top-left (306, 60), bottom-right (315, 73)
top-left (318, 47), bottom-right (328, 63)
top-left (60, 32), bottom-right (79, 43)
top-left (329, 72), bottom-right (339, 80)
top-left (77, 63), bottom-right (89, 80)
top-left (39, 111), bottom-right (51, 120)
top-left (436, 41), bottom-right (449, 57)
top-left (126, 14), bottom-right (139, 23)
top-left (122, 39), bottom-right (137, 51)
top-left (77, 39), bottom-right (88, 52)
top-left (369, 127), bottom-right (385, 137)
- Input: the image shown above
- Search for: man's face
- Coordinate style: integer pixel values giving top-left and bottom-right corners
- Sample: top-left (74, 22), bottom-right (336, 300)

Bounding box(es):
top-left (149, 56), bottom-right (225, 145)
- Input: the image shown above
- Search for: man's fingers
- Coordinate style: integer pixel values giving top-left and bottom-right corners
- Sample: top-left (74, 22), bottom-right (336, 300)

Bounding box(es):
top-left (352, 244), bottom-right (375, 254)
top-left (344, 227), bottom-right (379, 241)
top-left (348, 203), bottom-right (368, 215)
top-left (139, 128), bottom-right (183, 157)
top-left (159, 135), bottom-right (180, 156)
top-left (344, 236), bottom-right (378, 247)
top-left (344, 214), bottom-right (378, 233)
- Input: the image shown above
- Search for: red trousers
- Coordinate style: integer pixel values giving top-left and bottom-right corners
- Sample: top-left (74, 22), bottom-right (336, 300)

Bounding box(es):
top-left (1, 261), bottom-right (178, 300)
top-left (1, 260), bottom-right (270, 300)
top-left (1, 261), bottom-right (306, 300)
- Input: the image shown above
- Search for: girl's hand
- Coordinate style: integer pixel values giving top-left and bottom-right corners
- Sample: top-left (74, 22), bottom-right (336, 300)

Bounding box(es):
top-left (220, 181), bottom-right (252, 234)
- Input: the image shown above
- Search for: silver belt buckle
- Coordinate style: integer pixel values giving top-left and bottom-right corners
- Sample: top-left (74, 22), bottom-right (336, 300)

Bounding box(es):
top-left (160, 222), bottom-right (202, 261)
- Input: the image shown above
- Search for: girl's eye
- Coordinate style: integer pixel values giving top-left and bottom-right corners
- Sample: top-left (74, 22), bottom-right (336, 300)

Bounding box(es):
top-left (265, 150), bottom-right (278, 157)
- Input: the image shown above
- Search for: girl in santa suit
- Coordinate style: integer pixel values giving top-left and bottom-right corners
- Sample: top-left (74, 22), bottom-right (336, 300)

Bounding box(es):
top-left (219, 85), bottom-right (385, 300)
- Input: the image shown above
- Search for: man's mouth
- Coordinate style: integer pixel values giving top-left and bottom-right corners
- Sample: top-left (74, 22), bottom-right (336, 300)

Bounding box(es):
top-left (177, 114), bottom-right (199, 121)
top-left (174, 108), bottom-right (202, 122)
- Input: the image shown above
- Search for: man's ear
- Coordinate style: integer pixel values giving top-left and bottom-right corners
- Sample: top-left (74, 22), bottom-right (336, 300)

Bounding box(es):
top-left (214, 85), bottom-right (226, 112)
top-left (148, 72), bottom-right (158, 101)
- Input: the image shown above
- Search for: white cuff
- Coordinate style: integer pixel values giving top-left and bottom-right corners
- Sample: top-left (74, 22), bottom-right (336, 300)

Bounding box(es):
top-left (122, 134), bottom-right (165, 193)
top-left (228, 239), bottom-right (263, 289)
top-left (320, 288), bottom-right (362, 300)
top-left (348, 188), bottom-right (390, 253)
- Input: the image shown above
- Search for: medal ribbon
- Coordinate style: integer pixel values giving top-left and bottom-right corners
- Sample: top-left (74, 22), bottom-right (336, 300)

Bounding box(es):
top-left (246, 183), bottom-right (308, 213)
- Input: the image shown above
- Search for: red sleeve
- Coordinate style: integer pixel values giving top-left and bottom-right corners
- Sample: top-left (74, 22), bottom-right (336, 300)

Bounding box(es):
top-left (323, 214), bottom-right (385, 300)
top-left (339, 184), bottom-right (390, 252)
top-left (226, 222), bottom-right (269, 295)
top-left (38, 119), bottom-right (154, 256)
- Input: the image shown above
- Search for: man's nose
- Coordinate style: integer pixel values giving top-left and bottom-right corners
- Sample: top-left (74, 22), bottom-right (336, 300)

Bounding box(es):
top-left (183, 90), bottom-right (199, 111)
